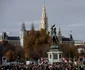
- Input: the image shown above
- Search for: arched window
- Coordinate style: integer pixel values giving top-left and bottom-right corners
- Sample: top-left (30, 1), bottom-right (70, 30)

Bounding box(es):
top-left (50, 54), bottom-right (51, 59)
top-left (59, 54), bottom-right (61, 58)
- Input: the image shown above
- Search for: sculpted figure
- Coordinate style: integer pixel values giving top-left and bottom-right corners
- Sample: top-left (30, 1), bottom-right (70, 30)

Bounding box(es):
top-left (51, 24), bottom-right (58, 44)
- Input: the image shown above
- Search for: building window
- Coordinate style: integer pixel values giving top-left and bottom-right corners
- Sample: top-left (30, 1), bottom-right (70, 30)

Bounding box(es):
top-left (59, 54), bottom-right (61, 58)
top-left (50, 54), bottom-right (51, 59)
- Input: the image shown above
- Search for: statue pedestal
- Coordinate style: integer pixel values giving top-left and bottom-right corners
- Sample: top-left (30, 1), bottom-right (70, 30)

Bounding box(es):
top-left (47, 45), bottom-right (63, 64)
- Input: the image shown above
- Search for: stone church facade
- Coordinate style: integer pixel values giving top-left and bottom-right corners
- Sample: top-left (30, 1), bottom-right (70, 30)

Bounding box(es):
top-left (0, 5), bottom-right (74, 47)
top-left (20, 5), bottom-right (74, 47)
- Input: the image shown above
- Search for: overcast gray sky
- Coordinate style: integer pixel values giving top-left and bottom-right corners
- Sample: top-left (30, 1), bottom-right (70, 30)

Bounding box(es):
top-left (0, 0), bottom-right (85, 41)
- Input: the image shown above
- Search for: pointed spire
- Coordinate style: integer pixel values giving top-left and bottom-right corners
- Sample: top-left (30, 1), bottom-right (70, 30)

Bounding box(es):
top-left (20, 22), bottom-right (27, 47)
top-left (57, 25), bottom-right (61, 35)
top-left (42, 5), bottom-right (46, 18)
top-left (58, 25), bottom-right (60, 32)
top-left (43, 0), bottom-right (46, 13)
top-left (40, 4), bottom-right (48, 33)
top-left (57, 25), bottom-right (62, 43)
top-left (31, 23), bottom-right (35, 31)
top-left (21, 22), bottom-right (26, 31)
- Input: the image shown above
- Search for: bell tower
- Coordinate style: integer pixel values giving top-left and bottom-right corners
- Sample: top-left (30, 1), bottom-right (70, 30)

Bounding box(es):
top-left (20, 23), bottom-right (27, 47)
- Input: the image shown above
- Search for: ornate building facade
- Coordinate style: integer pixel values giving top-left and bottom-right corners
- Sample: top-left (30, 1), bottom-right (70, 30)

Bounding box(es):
top-left (20, 5), bottom-right (48, 47)
top-left (0, 32), bottom-right (20, 46)
top-left (19, 4), bottom-right (74, 47)
top-left (57, 26), bottom-right (74, 45)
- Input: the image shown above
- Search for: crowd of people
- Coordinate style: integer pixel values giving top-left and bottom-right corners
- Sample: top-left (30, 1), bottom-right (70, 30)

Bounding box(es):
top-left (0, 61), bottom-right (85, 70)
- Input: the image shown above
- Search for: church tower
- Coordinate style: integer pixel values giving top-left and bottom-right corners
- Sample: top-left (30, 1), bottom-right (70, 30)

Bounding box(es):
top-left (40, 5), bottom-right (48, 33)
top-left (57, 25), bottom-right (62, 43)
top-left (20, 23), bottom-right (27, 47)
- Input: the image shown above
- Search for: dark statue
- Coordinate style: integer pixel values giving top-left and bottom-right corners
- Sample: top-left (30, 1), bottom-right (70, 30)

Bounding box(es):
top-left (51, 24), bottom-right (58, 44)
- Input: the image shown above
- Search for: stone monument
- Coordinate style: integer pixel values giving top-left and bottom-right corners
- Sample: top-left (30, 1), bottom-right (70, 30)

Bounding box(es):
top-left (47, 25), bottom-right (63, 64)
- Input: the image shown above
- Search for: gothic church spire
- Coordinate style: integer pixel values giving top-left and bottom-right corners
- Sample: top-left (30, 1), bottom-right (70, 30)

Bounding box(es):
top-left (40, 4), bottom-right (48, 33)
top-left (57, 25), bottom-right (62, 43)
top-left (20, 22), bottom-right (27, 47)
top-left (21, 22), bottom-right (26, 31)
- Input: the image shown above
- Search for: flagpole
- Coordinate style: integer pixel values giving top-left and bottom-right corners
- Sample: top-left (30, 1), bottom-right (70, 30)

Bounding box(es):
top-left (4, 27), bottom-right (6, 32)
